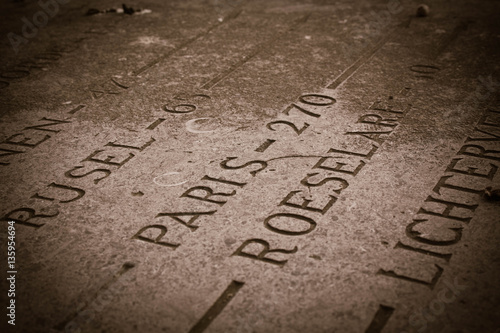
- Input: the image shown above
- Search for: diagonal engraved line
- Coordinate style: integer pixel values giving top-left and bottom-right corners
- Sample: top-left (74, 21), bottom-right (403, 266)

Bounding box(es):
top-left (327, 19), bottom-right (410, 90)
top-left (364, 304), bottom-right (395, 333)
top-left (146, 118), bottom-right (166, 130)
top-left (255, 139), bottom-right (276, 152)
top-left (54, 262), bottom-right (135, 330)
top-left (188, 280), bottom-right (244, 333)
top-left (201, 13), bottom-right (311, 90)
top-left (132, 9), bottom-right (242, 76)
top-left (432, 20), bottom-right (469, 60)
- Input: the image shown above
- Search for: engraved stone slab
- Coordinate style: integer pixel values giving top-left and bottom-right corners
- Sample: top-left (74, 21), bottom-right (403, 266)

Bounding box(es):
top-left (0, 0), bottom-right (499, 332)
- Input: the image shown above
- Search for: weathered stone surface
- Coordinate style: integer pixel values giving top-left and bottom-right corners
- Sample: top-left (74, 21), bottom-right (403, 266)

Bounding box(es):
top-left (0, 0), bottom-right (499, 332)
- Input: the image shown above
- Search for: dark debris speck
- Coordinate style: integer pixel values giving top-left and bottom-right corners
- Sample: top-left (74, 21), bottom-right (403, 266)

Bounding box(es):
top-left (86, 8), bottom-right (100, 16)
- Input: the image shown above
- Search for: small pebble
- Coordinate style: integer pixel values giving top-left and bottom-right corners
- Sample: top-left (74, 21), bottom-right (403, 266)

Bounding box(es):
top-left (416, 4), bottom-right (430, 17)
top-left (123, 262), bottom-right (136, 269)
top-left (86, 8), bottom-right (100, 16)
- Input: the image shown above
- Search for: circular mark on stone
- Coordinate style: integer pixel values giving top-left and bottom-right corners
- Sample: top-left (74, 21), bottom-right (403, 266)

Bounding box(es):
top-left (224, 238), bottom-right (237, 246)
top-left (153, 172), bottom-right (189, 187)
top-left (185, 117), bottom-right (220, 133)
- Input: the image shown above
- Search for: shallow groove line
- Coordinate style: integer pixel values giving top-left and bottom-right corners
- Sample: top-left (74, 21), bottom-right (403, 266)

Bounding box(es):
top-left (327, 22), bottom-right (404, 90)
top-left (146, 118), bottom-right (166, 130)
top-left (54, 262), bottom-right (135, 330)
top-left (201, 13), bottom-right (311, 90)
top-left (266, 154), bottom-right (329, 162)
top-left (365, 304), bottom-right (395, 333)
top-left (188, 280), bottom-right (244, 333)
top-left (132, 9), bottom-right (242, 76)
top-left (432, 20), bottom-right (469, 60)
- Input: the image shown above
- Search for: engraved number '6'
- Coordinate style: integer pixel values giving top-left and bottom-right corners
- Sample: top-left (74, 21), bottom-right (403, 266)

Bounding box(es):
top-left (163, 104), bottom-right (197, 114)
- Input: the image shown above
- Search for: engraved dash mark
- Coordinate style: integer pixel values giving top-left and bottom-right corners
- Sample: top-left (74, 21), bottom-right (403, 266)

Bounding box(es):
top-left (146, 118), bottom-right (165, 130)
top-left (132, 9), bottom-right (242, 76)
top-left (68, 105), bottom-right (85, 114)
top-left (365, 304), bottom-right (395, 333)
top-left (201, 13), bottom-right (311, 90)
top-left (188, 280), bottom-right (244, 333)
top-left (255, 139), bottom-right (276, 152)
top-left (54, 262), bottom-right (135, 331)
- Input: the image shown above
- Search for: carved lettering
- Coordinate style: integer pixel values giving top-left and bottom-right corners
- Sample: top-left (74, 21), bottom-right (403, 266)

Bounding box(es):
top-left (279, 191), bottom-right (336, 215)
top-left (394, 241), bottom-right (452, 262)
top-left (64, 166), bottom-right (111, 184)
top-left (432, 175), bottom-right (483, 195)
top-left (457, 144), bottom-right (500, 162)
top-left (345, 131), bottom-right (392, 144)
top-left (465, 127), bottom-right (500, 142)
top-left (445, 158), bottom-right (498, 180)
top-left (313, 156), bottom-right (366, 176)
top-left (267, 120), bottom-right (310, 135)
top-left (328, 145), bottom-right (379, 159)
top-left (358, 114), bottom-right (398, 127)
top-left (163, 104), bottom-right (196, 114)
top-left (264, 213), bottom-right (316, 236)
top-left (3, 133), bottom-right (50, 147)
top-left (24, 117), bottom-right (71, 133)
top-left (2, 207), bottom-right (59, 228)
top-left (477, 109), bottom-right (500, 128)
top-left (220, 157), bottom-right (267, 177)
top-left (0, 147), bottom-right (23, 163)
top-left (406, 219), bottom-right (463, 246)
top-left (232, 239), bottom-right (298, 267)
top-left (282, 103), bottom-right (320, 118)
top-left (369, 99), bottom-right (406, 115)
top-left (105, 137), bottom-right (155, 151)
top-left (132, 225), bottom-right (180, 249)
top-left (32, 183), bottom-right (85, 203)
top-left (299, 94), bottom-right (336, 106)
top-left (155, 211), bottom-right (217, 230)
top-left (82, 149), bottom-right (134, 168)
top-left (181, 186), bottom-right (236, 206)
top-left (418, 196), bottom-right (478, 223)
top-left (201, 175), bottom-right (247, 187)
top-left (377, 264), bottom-right (443, 289)
top-left (300, 173), bottom-right (349, 193)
